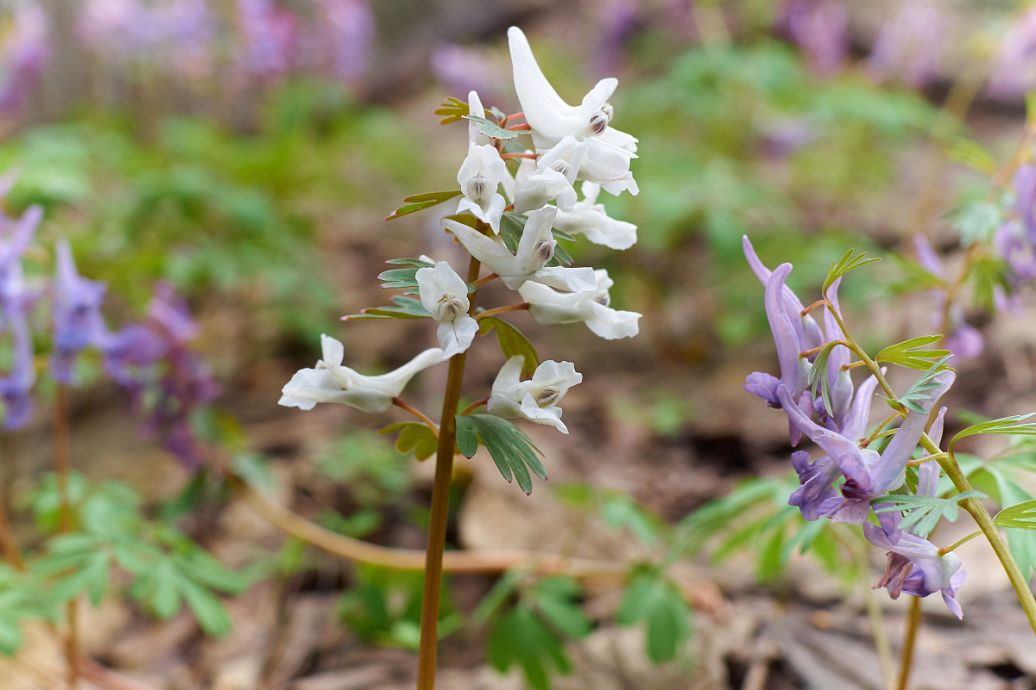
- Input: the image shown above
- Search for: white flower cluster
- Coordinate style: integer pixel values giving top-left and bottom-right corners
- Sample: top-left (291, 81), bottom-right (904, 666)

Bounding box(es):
top-left (280, 26), bottom-right (641, 436)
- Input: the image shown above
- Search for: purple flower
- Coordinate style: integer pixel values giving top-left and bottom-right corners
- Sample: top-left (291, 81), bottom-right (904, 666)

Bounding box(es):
top-left (0, 203), bottom-right (41, 430)
top-left (779, 0), bottom-right (849, 76)
top-left (0, 4), bottom-right (49, 117)
top-left (864, 505), bottom-right (966, 619)
top-left (778, 369), bottom-right (955, 523)
top-left (743, 236), bottom-right (823, 408)
top-left (788, 374), bottom-right (879, 520)
top-left (320, 0), bottom-right (374, 82)
top-left (867, 1), bottom-right (945, 88)
top-left (104, 283), bottom-right (217, 468)
top-left (51, 241), bottom-right (109, 385)
top-left (987, 8), bottom-right (1036, 100)
top-left (236, 0), bottom-right (298, 80)
top-left (594, 0), bottom-right (641, 75)
top-left (913, 235), bottom-right (984, 360)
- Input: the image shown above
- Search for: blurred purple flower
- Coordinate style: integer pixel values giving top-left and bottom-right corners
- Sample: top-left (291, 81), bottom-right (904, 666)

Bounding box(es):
top-left (0, 4), bottom-right (49, 116)
top-left (779, 0), bottom-right (849, 76)
top-left (51, 241), bottom-right (109, 385)
top-left (913, 235), bottom-right (983, 360)
top-left (595, 0), bottom-right (641, 75)
top-left (0, 202), bottom-right (40, 430)
top-left (105, 283), bottom-right (217, 468)
top-left (320, 0), bottom-right (374, 82)
top-left (431, 43), bottom-right (508, 106)
top-left (987, 7), bottom-right (1036, 100)
top-left (867, 1), bottom-right (945, 88)
top-left (237, 0), bottom-right (298, 80)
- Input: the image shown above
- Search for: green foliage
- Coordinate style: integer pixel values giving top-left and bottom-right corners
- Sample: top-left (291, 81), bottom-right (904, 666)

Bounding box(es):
top-left (616, 568), bottom-right (691, 664)
top-left (873, 492), bottom-right (984, 538)
top-left (959, 453), bottom-right (1036, 578)
top-left (486, 576), bottom-right (590, 690)
top-left (0, 567), bottom-right (56, 655)
top-left (479, 316), bottom-right (540, 378)
top-left (823, 248), bottom-right (880, 295)
top-left (385, 190), bottom-right (462, 220)
top-left (995, 500), bottom-right (1036, 530)
top-left (807, 342), bottom-right (838, 416)
top-left (379, 421), bottom-right (438, 461)
top-left (27, 473), bottom-right (252, 640)
top-left (339, 565), bottom-right (461, 650)
top-left (554, 484), bottom-right (663, 547)
top-left (465, 115), bottom-right (519, 141)
top-left (345, 295), bottom-right (432, 321)
top-left (456, 414), bottom-right (547, 495)
top-left (949, 414), bottom-right (1036, 451)
top-left (896, 356), bottom-right (953, 414)
top-left (875, 335), bottom-right (951, 371)
top-left (949, 200), bottom-right (1002, 246)
top-left (435, 96), bottom-right (470, 125)
top-left (317, 430), bottom-right (413, 503)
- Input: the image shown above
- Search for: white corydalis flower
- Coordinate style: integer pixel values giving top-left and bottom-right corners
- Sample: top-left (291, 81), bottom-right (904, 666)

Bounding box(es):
top-left (443, 206), bottom-right (595, 291)
top-left (553, 182), bottom-right (637, 250)
top-left (507, 26), bottom-right (638, 197)
top-left (279, 335), bottom-right (446, 413)
top-left (487, 356), bottom-right (582, 433)
top-left (416, 260), bottom-right (478, 356)
top-left (514, 136), bottom-right (588, 213)
top-left (457, 142), bottom-right (509, 234)
top-left (518, 268), bottom-right (640, 340)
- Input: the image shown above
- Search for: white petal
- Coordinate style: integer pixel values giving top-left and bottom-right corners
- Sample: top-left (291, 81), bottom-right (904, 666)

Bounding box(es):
top-left (515, 205), bottom-right (558, 275)
top-left (530, 266), bottom-right (597, 292)
top-left (531, 360), bottom-right (582, 395)
top-left (279, 368), bottom-right (345, 410)
top-left (586, 303), bottom-right (641, 339)
top-left (467, 90), bottom-right (489, 145)
top-left (320, 334), bottom-right (345, 367)
top-left (444, 218), bottom-right (517, 274)
top-left (344, 348), bottom-right (448, 413)
top-left (437, 314), bottom-right (478, 356)
top-left (491, 355), bottom-right (526, 399)
top-left (417, 261), bottom-right (469, 315)
top-left (518, 392), bottom-right (568, 433)
top-left (507, 26), bottom-right (586, 141)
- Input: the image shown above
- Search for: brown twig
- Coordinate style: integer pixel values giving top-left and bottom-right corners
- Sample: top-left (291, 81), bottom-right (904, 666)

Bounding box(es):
top-left (54, 385), bottom-right (79, 690)
top-left (475, 303), bottom-right (530, 321)
top-left (392, 398), bottom-right (439, 434)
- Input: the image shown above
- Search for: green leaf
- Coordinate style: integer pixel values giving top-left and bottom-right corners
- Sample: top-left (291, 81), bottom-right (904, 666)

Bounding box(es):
top-left (379, 421), bottom-right (438, 461)
top-left (385, 190), bottom-right (462, 221)
top-left (896, 355), bottom-right (953, 414)
top-left (345, 295), bottom-right (432, 321)
top-left (823, 248), bottom-right (880, 295)
top-left (179, 577), bottom-right (232, 637)
top-left (949, 414), bottom-right (1036, 452)
top-left (499, 212), bottom-right (574, 267)
top-left (464, 115), bottom-right (519, 140)
top-left (616, 569), bottom-right (692, 664)
top-left (454, 414), bottom-right (546, 495)
top-left (435, 96), bottom-right (469, 125)
top-left (529, 577), bottom-right (591, 639)
top-left (945, 137), bottom-right (997, 175)
top-left (473, 570), bottom-right (523, 624)
top-left (875, 335), bottom-right (951, 371)
top-left (995, 499), bottom-right (1036, 530)
top-left (479, 317), bottom-right (539, 378)
top-left (949, 200), bottom-right (1002, 246)
top-left (873, 491), bottom-right (984, 538)
top-left (601, 495), bottom-right (661, 546)
top-left (807, 341), bottom-right (837, 417)
top-left (377, 267), bottom-right (421, 290)
top-left (488, 605), bottom-right (570, 690)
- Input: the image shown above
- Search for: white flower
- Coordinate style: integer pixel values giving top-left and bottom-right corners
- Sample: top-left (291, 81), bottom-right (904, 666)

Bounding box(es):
top-left (487, 356), bottom-right (582, 433)
top-left (416, 260), bottom-right (479, 356)
top-left (553, 182), bottom-right (637, 250)
top-left (514, 136), bottom-right (588, 213)
top-left (518, 269), bottom-right (640, 339)
top-left (443, 206), bottom-right (595, 291)
top-left (507, 26), bottom-right (638, 197)
top-left (279, 335), bottom-right (446, 413)
top-left (467, 90), bottom-right (490, 145)
top-left (457, 142), bottom-right (509, 233)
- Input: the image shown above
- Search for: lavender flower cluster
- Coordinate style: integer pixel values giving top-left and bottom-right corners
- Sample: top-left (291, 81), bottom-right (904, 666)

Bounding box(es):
top-left (0, 0), bottom-right (375, 119)
top-left (0, 178), bottom-right (216, 467)
top-left (743, 236), bottom-right (966, 618)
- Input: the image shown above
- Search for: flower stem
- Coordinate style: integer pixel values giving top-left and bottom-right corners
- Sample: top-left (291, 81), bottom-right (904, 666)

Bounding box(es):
top-left (392, 397), bottom-right (439, 434)
top-left (458, 397), bottom-right (488, 416)
top-left (895, 596), bottom-right (922, 690)
top-left (416, 242), bottom-right (484, 690)
top-left (0, 433), bottom-right (24, 570)
top-left (55, 385), bottom-right (80, 690)
top-left (475, 303), bottom-right (529, 321)
top-left (938, 529), bottom-right (981, 556)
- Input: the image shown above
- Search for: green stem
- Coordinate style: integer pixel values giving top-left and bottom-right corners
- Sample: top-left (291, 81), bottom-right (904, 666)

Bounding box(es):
top-left (895, 596), bottom-right (922, 690)
top-left (938, 529), bottom-right (981, 556)
top-left (416, 246), bottom-right (483, 690)
top-left (828, 309), bottom-right (1036, 637)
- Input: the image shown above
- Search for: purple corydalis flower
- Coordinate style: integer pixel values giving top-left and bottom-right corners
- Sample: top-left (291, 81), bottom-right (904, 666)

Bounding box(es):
top-left (987, 7), bottom-right (1036, 100)
top-left (51, 241), bottom-right (108, 385)
top-left (321, 0), bottom-right (374, 82)
top-left (594, 0), bottom-right (641, 74)
top-left (779, 0), bottom-right (849, 76)
top-left (0, 4), bottom-right (49, 116)
top-left (913, 235), bottom-right (984, 360)
top-left (237, 0), bottom-right (298, 79)
top-left (865, 514), bottom-right (966, 618)
top-left (779, 369), bottom-right (955, 523)
top-left (867, 1), bottom-right (944, 88)
top-left (104, 283), bottom-right (216, 468)
top-left (788, 374), bottom-right (879, 520)
top-left (0, 305), bottom-right (34, 430)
